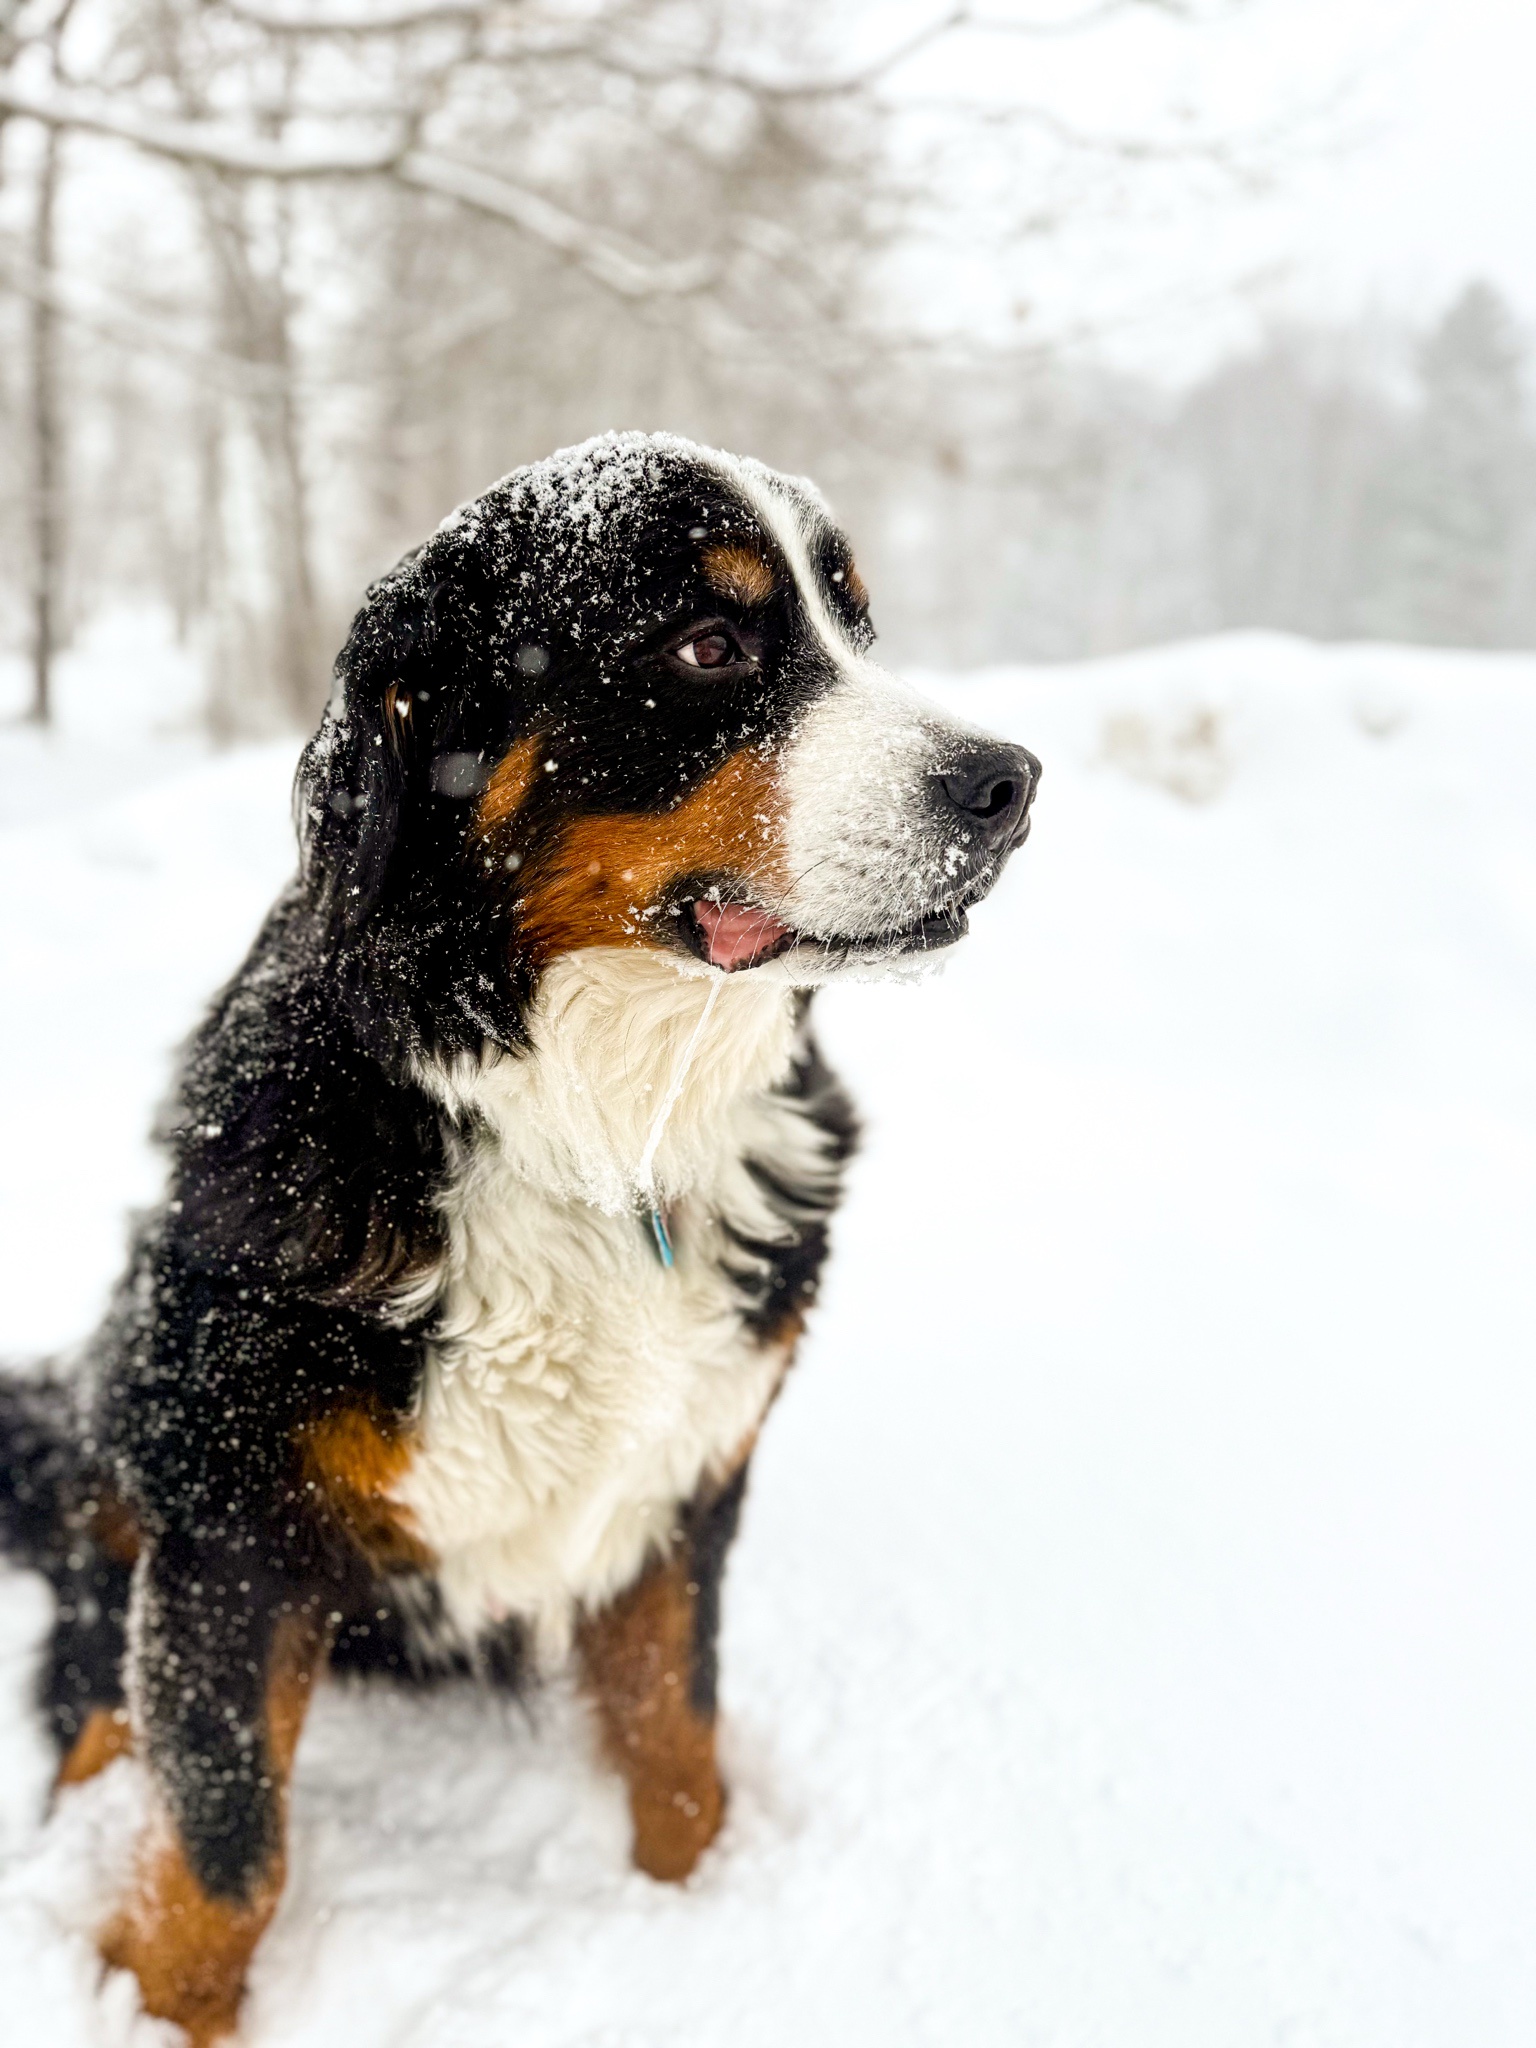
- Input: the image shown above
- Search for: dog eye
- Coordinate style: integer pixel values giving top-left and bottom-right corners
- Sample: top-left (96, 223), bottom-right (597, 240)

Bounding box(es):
top-left (673, 630), bottom-right (739, 671)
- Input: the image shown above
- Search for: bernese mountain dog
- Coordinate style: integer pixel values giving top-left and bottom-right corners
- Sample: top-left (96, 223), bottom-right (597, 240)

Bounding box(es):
top-left (0, 431), bottom-right (1038, 2044)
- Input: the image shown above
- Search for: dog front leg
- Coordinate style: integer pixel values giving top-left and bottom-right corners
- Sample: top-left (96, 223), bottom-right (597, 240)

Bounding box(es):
top-left (102, 1538), bottom-right (325, 2047)
top-left (577, 1463), bottom-right (748, 1882)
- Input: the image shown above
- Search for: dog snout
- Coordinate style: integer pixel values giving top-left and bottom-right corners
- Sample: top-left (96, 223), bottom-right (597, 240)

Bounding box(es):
top-left (933, 744), bottom-right (1040, 851)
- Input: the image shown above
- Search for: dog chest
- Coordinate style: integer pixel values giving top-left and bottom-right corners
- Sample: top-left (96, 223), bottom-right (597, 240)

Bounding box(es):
top-left (391, 961), bottom-right (836, 1655)
top-left (393, 1174), bottom-right (785, 1656)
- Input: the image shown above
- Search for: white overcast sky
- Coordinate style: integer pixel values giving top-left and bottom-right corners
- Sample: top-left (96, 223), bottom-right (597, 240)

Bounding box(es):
top-left (890, 0), bottom-right (1536, 375)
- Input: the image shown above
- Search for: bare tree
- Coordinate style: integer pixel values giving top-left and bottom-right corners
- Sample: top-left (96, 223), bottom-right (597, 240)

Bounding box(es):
top-left (24, 118), bottom-right (61, 722)
top-left (7, 0), bottom-right (80, 724)
top-left (3, 0), bottom-right (921, 721)
top-left (0, 0), bottom-right (1302, 719)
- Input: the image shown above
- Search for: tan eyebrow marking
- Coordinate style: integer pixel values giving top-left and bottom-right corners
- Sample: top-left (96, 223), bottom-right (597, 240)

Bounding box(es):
top-left (701, 542), bottom-right (777, 608)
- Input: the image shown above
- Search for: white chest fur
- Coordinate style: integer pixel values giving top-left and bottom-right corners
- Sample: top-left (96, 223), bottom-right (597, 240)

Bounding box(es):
top-left (396, 952), bottom-right (835, 1658)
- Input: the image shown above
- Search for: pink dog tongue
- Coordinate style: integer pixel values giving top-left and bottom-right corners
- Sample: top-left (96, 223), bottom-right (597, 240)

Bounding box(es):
top-left (693, 899), bottom-right (793, 971)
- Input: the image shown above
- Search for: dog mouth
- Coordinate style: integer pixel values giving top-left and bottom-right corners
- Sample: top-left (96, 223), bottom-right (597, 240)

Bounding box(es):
top-left (689, 898), bottom-right (797, 972)
top-left (683, 894), bottom-right (969, 973)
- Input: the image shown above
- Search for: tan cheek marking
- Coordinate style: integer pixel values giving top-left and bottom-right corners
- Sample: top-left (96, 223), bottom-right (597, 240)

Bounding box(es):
top-left (844, 563), bottom-right (869, 610)
top-left (475, 733), bottom-right (545, 841)
top-left (515, 745), bottom-right (788, 964)
top-left (701, 543), bottom-right (777, 608)
top-left (100, 1611), bottom-right (324, 2048)
top-left (297, 1407), bottom-right (435, 1573)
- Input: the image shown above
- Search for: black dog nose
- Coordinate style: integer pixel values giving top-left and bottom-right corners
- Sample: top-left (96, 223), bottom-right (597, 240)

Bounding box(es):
top-left (934, 745), bottom-right (1040, 847)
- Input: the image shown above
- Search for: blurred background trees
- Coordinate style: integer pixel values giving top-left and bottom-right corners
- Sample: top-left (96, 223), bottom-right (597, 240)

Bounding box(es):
top-left (866, 283), bottom-right (1536, 667)
top-left (1, 0), bottom-right (1534, 734)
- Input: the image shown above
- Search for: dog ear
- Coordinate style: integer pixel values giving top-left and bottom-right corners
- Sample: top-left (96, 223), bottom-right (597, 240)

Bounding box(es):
top-left (296, 554), bottom-right (439, 939)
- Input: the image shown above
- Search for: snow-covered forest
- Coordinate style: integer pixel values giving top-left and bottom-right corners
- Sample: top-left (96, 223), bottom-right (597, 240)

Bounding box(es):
top-left (882, 282), bottom-right (1536, 663)
top-left (6, 0), bottom-right (1536, 735)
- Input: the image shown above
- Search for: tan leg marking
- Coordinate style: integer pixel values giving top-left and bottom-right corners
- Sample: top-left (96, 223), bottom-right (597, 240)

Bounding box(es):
top-left (577, 1548), bottom-right (725, 1882)
top-left (57, 1705), bottom-right (133, 1789)
top-left (101, 1829), bottom-right (280, 2048)
top-left (296, 1404), bottom-right (435, 1572)
top-left (101, 1610), bottom-right (324, 2047)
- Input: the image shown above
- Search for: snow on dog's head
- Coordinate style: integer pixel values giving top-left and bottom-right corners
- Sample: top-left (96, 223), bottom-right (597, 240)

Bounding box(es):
top-left (297, 431), bottom-right (1039, 1051)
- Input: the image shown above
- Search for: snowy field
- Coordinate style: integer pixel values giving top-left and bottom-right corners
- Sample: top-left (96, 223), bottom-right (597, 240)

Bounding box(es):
top-left (1, 616), bottom-right (1534, 2045)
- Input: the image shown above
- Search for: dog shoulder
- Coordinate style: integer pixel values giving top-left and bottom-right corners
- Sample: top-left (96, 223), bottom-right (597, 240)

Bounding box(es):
top-left (94, 892), bottom-right (450, 1546)
top-left (162, 888), bottom-right (452, 1308)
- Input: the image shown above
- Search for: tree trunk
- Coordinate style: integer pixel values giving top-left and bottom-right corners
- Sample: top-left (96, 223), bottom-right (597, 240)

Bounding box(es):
top-left (197, 170), bottom-right (325, 730)
top-left (27, 122), bottom-right (63, 726)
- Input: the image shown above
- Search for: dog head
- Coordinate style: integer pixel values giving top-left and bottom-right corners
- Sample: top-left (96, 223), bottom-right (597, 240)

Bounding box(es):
top-left (298, 432), bottom-right (1039, 1052)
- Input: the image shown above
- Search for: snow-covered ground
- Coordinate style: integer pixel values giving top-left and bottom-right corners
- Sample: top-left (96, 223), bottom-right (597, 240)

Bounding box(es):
top-left (2, 619), bottom-right (1534, 2045)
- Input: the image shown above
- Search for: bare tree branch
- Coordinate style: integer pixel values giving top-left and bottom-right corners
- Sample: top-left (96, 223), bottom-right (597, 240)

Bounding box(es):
top-left (395, 151), bottom-right (716, 294)
top-left (0, 245), bottom-right (287, 392)
top-left (0, 76), bottom-right (711, 296)
top-left (227, 0), bottom-right (488, 31)
top-left (571, 8), bottom-right (969, 103)
top-left (549, 0), bottom-right (1235, 104)
top-left (223, 0), bottom-right (965, 104)
top-left (0, 74), bottom-right (403, 170)
top-left (958, 0), bottom-right (1235, 34)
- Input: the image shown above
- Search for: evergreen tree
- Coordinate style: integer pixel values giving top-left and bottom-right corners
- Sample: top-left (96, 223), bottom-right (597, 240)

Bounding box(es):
top-left (1384, 283), bottom-right (1531, 646)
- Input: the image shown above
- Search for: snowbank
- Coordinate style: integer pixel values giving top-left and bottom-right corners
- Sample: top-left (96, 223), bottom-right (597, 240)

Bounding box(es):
top-left (1, 630), bottom-right (1533, 2044)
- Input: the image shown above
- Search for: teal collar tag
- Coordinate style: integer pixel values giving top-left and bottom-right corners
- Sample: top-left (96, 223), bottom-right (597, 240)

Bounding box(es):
top-left (648, 1207), bottom-right (675, 1269)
